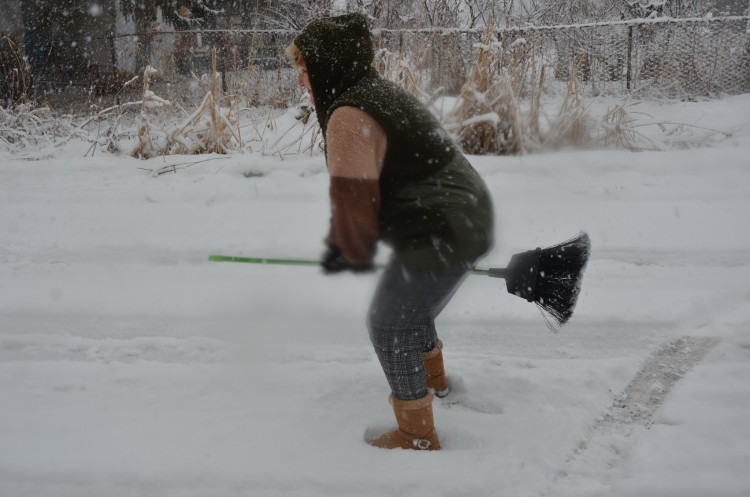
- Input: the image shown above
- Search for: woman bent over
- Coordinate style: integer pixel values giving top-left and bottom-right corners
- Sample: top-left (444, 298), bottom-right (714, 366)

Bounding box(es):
top-left (287, 13), bottom-right (494, 451)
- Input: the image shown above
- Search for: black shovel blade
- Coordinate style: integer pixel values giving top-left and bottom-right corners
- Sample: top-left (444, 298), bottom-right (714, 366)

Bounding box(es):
top-left (503, 248), bottom-right (543, 302)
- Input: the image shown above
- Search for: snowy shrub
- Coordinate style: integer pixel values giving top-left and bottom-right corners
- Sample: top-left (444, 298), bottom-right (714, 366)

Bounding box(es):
top-left (441, 34), bottom-right (659, 155)
top-left (132, 56), bottom-right (244, 159)
top-left (598, 104), bottom-right (643, 150)
top-left (446, 28), bottom-right (525, 155)
top-left (539, 63), bottom-right (596, 150)
top-left (0, 104), bottom-right (81, 156)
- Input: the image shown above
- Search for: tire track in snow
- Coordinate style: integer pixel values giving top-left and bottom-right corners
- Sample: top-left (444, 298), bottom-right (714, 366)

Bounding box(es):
top-left (544, 335), bottom-right (720, 496)
top-left (595, 248), bottom-right (750, 268)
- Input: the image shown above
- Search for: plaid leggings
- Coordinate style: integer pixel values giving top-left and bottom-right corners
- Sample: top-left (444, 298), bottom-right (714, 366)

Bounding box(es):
top-left (367, 260), bottom-right (469, 401)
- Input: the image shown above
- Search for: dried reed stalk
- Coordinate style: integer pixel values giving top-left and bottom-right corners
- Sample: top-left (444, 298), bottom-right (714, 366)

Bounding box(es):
top-left (373, 49), bottom-right (429, 100)
top-left (132, 66), bottom-right (168, 159)
top-left (208, 50), bottom-right (223, 154)
top-left (132, 51), bottom-right (244, 159)
top-left (2, 35), bottom-right (30, 104)
top-left (448, 25), bottom-right (525, 155)
top-left (529, 63), bottom-right (545, 141)
top-left (598, 104), bottom-right (659, 151)
top-left (544, 62), bottom-right (593, 148)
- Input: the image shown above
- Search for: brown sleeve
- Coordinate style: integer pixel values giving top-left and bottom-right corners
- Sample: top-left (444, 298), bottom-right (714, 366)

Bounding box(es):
top-left (327, 176), bottom-right (381, 266)
top-left (324, 106), bottom-right (386, 266)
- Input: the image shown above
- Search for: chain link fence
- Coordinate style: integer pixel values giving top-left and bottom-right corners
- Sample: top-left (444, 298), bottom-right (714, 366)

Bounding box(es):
top-left (110, 29), bottom-right (298, 107)
top-left (4, 16), bottom-right (748, 108)
top-left (504, 16), bottom-right (750, 97)
top-left (373, 16), bottom-right (750, 98)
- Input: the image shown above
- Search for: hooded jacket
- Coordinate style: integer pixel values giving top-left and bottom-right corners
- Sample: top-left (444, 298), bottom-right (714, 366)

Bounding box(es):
top-left (295, 14), bottom-right (494, 269)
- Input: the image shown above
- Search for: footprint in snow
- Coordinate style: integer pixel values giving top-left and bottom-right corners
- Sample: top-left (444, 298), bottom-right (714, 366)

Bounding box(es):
top-left (437, 375), bottom-right (504, 415)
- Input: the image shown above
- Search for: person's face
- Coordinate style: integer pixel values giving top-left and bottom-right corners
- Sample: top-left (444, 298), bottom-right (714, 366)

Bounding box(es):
top-left (297, 65), bottom-right (312, 95)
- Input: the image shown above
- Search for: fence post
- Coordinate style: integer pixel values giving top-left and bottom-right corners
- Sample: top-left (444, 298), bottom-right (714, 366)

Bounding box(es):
top-left (109, 35), bottom-right (117, 79)
top-left (626, 25), bottom-right (633, 91)
top-left (109, 33), bottom-right (119, 105)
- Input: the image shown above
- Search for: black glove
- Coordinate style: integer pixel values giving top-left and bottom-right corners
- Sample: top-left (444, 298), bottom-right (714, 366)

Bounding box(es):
top-left (321, 246), bottom-right (374, 274)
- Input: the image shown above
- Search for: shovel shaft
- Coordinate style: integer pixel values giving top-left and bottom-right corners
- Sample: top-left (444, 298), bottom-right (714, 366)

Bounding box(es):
top-left (208, 254), bottom-right (505, 277)
top-left (486, 267), bottom-right (508, 278)
top-left (208, 255), bottom-right (320, 266)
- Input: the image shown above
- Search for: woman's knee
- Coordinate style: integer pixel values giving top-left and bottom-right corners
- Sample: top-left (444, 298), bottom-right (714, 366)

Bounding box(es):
top-left (367, 314), bottom-right (396, 351)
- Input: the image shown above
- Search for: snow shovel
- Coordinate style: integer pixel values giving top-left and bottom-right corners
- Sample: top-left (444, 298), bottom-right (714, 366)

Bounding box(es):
top-left (209, 232), bottom-right (591, 331)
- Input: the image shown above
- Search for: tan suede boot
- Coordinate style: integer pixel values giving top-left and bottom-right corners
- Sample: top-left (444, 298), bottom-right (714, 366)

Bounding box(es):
top-left (368, 393), bottom-right (441, 450)
top-left (423, 340), bottom-right (450, 398)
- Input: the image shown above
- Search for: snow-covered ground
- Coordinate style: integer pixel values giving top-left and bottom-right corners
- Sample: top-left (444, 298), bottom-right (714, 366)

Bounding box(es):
top-left (1, 94), bottom-right (749, 497)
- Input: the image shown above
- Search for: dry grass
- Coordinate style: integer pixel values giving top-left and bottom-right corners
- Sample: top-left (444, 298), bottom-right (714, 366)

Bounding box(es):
top-left (596, 103), bottom-right (661, 151)
top-left (1, 34), bottom-right (31, 106)
top-left (373, 48), bottom-right (430, 101)
top-left (374, 29), bottom-right (618, 156)
top-left (444, 39), bottom-right (650, 155)
top-left (3, 29), bottom-right (665, 161)
top-left (528, 62), bottom-right (545, 141)
top-left (131, 66), bottom-right (171, 159)
top-left (600, 104), bottom-right (637, 149)
top-left (132, 51), bottom-right (244, 159)
top-left (542, 62), bottom-right (594, 149)
top-left (446, 25), bottom-right (527, 155)
top-left (0, 105), bottom-right (80, 157)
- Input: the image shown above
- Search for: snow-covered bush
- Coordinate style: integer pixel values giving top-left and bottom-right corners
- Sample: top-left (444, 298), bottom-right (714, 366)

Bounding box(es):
top-left (441, 32), bottom-right (658, 155)
top-left (132, 57), bottom-right (244, 159)
top-left (0, 104), bottom-right (80, 156)
top-left (446, 28), bottom-right (526, 155)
